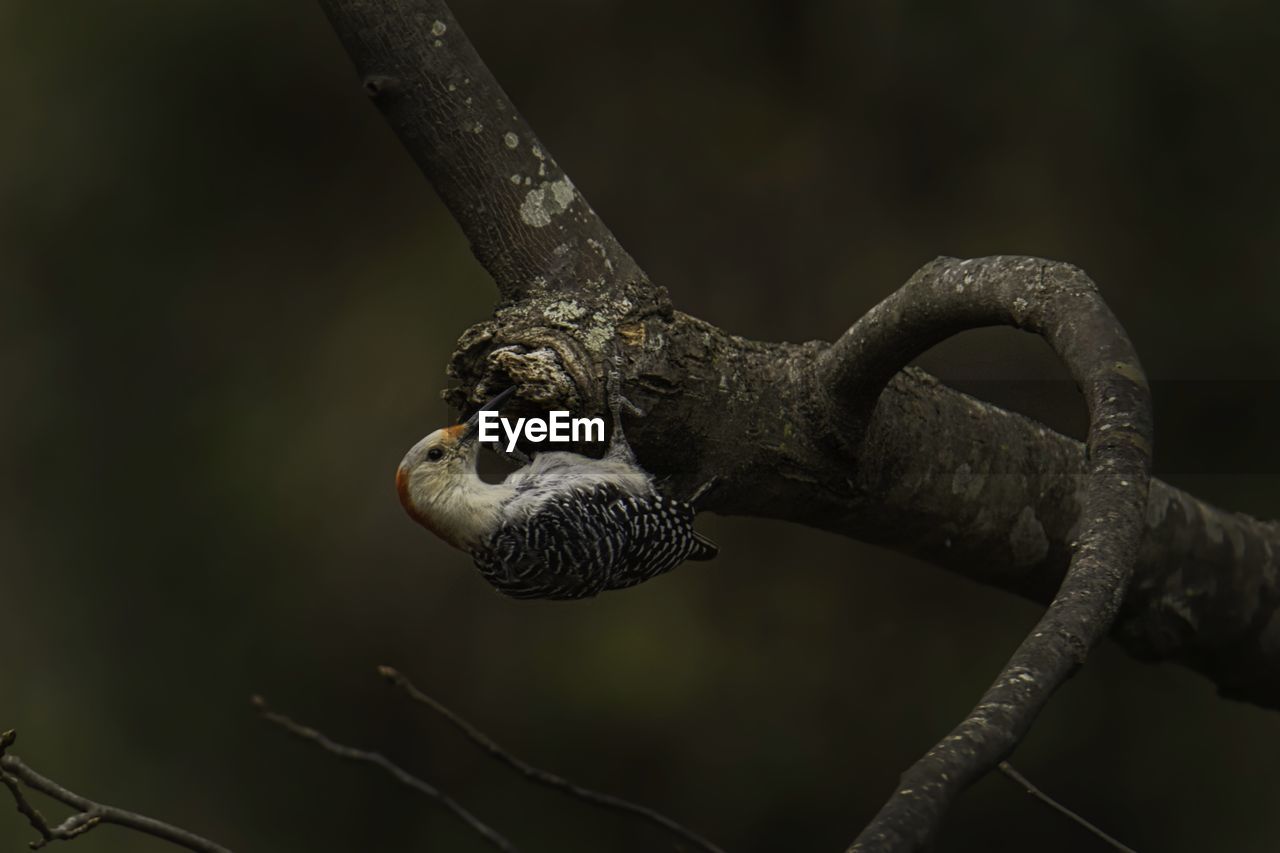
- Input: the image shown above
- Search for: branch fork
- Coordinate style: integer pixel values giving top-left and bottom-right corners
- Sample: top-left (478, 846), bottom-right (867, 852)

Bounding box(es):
top-left (1, 729), bottom-right (230, 852)
top-left (316, 0), bottom-right (1277, 849)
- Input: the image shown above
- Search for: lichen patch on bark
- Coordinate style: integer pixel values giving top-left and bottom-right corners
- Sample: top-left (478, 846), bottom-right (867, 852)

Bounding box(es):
top-left (519, 177), bottom-right (575, 227)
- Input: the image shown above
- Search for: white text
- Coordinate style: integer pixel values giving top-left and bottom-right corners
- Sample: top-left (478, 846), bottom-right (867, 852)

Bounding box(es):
top-left (477, 410), bottom-right (605, 452)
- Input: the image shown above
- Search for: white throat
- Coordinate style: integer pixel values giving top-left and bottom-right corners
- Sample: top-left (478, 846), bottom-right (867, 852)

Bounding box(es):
top-left (409, 462), bottom-right (514, 550)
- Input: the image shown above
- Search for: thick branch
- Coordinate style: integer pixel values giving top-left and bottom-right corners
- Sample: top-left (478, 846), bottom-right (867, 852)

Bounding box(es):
top-left (318, 1), bottom-right (1280, 849)
top-left (0, 730), bottom-right (230, 853)
top-left (445, 284), bottom-right (1280, 710)
top-left (317, 0), bottom-right (662, 312)
top-left (319, 0), bottom-right (1280, 716)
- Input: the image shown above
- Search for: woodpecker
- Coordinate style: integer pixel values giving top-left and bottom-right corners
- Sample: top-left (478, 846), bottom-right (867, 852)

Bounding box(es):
top-left (395, 375), bottom-right (717, 599)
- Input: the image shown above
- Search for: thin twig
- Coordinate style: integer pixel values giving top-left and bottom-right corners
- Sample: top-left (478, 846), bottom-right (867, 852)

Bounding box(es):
top-left (998, 762), bottom-right (1137, 853)
top-left (250, 696), bottom-right (517, 852)
top-left (1, 735), bottom-right (54, 849)
top-left (0, 729), bottom-right (231, 852)
top-left (377, 665), bottom-right (726, 853)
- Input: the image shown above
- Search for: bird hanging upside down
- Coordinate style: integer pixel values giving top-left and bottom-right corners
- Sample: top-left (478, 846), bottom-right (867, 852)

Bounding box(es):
top-left (395, 371), bottom-right (717, 599)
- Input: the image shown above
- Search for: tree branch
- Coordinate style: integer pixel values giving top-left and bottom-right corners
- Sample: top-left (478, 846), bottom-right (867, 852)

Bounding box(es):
top-left (318, 0), bottom-right (1280, 712)
top-left (376, 666), bottom-right (725, 853)
top-left (828, 256), bottom-right (1152, 850)
top-left (250, 696), bottom-right (517, 852)
top-left (996, 762), bottom-right (1136, 853)
top-left (316, 0), bottom-right (662, 311)
top-left (315, 0), bottom-right (1280, 847)
top-left (0, 730), bottom-right (231, 853)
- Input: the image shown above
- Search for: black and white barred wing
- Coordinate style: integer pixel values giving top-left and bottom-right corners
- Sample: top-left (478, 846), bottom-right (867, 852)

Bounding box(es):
top-left (473, 484), bottom-right (717, 600)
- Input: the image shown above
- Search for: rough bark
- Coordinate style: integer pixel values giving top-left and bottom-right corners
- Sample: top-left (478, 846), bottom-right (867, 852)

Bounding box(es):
top-left (318, 0), bottom-right (1280, 847)
top-left (318, 0), bottom-right (1280, 714)
top-left (826, 256), bottom-right (1153, 851)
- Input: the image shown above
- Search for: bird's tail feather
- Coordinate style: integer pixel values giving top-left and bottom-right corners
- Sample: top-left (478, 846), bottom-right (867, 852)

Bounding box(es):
top-left (688, 531), bottom-right (718, 561)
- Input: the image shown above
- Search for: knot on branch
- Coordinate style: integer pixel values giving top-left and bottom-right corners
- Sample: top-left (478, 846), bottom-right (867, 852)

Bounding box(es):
top-left (444, 295), bottom-right (656, 415)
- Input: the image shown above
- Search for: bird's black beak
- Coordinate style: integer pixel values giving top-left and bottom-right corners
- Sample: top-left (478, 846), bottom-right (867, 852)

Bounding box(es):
top-left (460, 386), bottom-right (516, 444)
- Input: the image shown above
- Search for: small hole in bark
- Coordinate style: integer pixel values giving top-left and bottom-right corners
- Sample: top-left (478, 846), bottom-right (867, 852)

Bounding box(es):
top-left (363, 75), bottom-right (399, 98)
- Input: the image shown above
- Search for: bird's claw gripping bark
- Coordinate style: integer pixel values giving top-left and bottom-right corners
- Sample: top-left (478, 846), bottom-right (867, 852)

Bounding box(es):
top-left (607, 353), bottom-right (644, 417)
top-left (606, 354), bottom-right (641, 463)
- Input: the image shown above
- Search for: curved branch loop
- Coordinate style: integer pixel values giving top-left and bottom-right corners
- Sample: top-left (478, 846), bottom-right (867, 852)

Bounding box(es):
top-left (818, 256), bottom-right (1153, 852)
top-left (317, 0), bottom-right (1280, 842)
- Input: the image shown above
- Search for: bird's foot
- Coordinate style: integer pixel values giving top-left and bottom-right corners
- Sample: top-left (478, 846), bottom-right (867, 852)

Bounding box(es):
top-left (607, 353), bottom-right (644, 419)
top-left (605, 353), bottom-right (642, 463)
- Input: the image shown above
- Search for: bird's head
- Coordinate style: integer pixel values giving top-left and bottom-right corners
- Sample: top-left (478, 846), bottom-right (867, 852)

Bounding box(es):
top-left (395, 387), bottom-right (515, 547)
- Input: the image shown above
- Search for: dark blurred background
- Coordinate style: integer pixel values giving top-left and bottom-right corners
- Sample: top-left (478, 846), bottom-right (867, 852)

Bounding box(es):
top-left (4, 1), bottom-right (1279, 851)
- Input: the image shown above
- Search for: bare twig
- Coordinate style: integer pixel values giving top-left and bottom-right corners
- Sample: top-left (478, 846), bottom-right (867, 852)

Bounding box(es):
top-left (997, 762), bottom-right (1137, 853)
top-left (0, 729), bottom-right (231, 852)
top-left (377, 666), bottom-right (726, 853)
top-left (250, 696), bottom-right (516, 852)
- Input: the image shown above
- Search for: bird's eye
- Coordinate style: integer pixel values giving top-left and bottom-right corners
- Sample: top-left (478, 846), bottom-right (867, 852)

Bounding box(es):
top-left (426, 448), bottom-right (445, 462)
